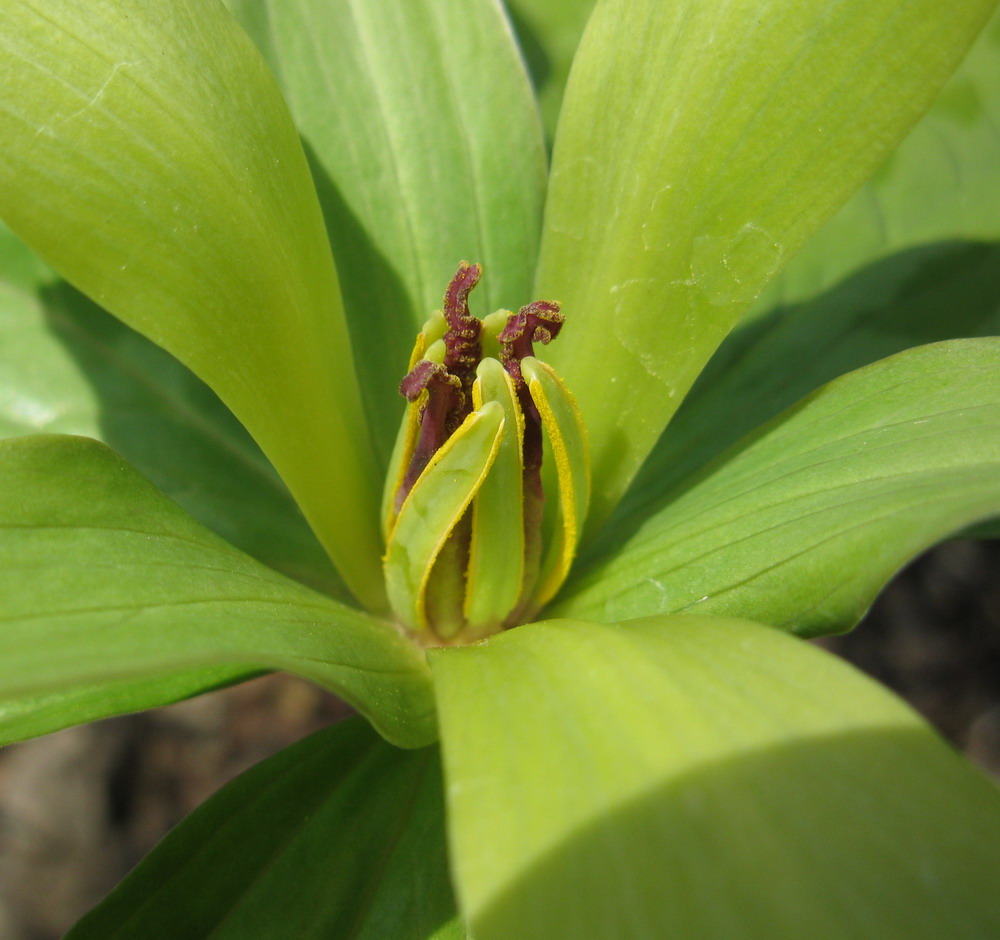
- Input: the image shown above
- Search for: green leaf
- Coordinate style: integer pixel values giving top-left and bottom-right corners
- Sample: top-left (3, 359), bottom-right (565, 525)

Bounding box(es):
top-left (536, 0), bottom-right (997, 531)
top-left (0, 435), bottom-right (435, 748)
top-left (0, 223), bottom-right (344, 597)
top-left (431, 615), bottom-right (1000, 940)
top-left (69, 717), bottom-right (463, 939)
top-left (231, 0), bottom-right (547, 464)
top-left (620, 10), bottom-right (1000, 521)
top-left (0, 0), bottom-right (384, 608)
top-left (503, 0), bottom-right (596, 140)
top-left (555, 340), bottom-right (1000, 636)
top-left (0, 667), bottom-right (259, 746)
top-left (754, 6), bottom-right (1000, 312)
top-left (618, 241), bottom-right (1000, 527)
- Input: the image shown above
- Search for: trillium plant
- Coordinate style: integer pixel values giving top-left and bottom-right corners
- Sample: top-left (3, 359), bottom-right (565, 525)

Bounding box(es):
top-left (3, 0), bottom-right (1000, 935)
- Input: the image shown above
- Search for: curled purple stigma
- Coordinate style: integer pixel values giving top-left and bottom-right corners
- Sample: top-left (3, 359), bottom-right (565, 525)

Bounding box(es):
top-left (498, 299), bottom-right (564, 389)
top-left (394, 263), bottom-right (487, 510)
top-left (442, 261), bottom-right (483, 407)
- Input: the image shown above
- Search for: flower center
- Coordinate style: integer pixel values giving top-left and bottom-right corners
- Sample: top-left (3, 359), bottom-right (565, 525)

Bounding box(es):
top-left (382, 262), bottom-right (590, 645)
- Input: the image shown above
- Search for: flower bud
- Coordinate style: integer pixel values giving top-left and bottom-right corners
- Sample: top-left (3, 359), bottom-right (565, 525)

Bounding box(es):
top-left (382, 262), bottom-right (589, 644)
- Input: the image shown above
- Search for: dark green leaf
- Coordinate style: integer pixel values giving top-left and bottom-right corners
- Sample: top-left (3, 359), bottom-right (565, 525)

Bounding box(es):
top-left (617, 241), bottom-right (1000, 528)
top-left (70, 717), bottom-right (463, 939)
top-left (0, 222), bottom-right (343, 597)
top-left (503, 0), bottom-right (596, 140)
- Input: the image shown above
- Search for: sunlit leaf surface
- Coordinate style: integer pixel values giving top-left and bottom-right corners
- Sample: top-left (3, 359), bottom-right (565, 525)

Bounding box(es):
top-left (0, 0), bottom-right (384, 606)
top-left (433, 615), bottom-right (1000, 939)
top-left (0, 222), bottom-right (343, 597)
top-left (537, 0), bottom-right (995, 530)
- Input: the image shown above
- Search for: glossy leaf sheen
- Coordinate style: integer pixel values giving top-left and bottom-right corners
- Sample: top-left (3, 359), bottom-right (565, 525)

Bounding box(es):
top-left (232, 0), bottom-right (547, 464)
top-left (537, 0), bottom-right (996, 530)
top-left (432, 615), bottom-right (1000, 939)
top-left (70, 718), bottom-right (463, 939)
top-left (556, 340), bottom-right (1000, 636)
top-left (0, 436), bottom-right (435, 748)
top-left (0, 0), bottom-right (385, 607)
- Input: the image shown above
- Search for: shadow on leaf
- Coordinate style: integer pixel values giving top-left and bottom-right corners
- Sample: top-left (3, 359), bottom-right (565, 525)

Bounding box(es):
top-left (474, 726), bottom-right (1000, 939)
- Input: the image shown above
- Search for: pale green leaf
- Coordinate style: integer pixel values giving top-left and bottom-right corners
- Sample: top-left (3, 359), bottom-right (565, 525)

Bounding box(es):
top-left (230, 0), bottom-right (547, 464)
top-left (537, 0), bottom-right (997, 531)
top-left (432, 615), bottom-right (1000, 939)
top-left (753, 7), bottom-right (1000, 312)
top-left (0, 0), bottom-right (384, 608)
top-left (0, 222), bottom-right (343, 597)
top-left (621, 8), bottom-right (1000, 519)
top-left (0, 435), bottom-right (435, 748)
top-left (70, 718), bottom-right (462, 939)
top-left (555, 340), bottom-right (1000, 637)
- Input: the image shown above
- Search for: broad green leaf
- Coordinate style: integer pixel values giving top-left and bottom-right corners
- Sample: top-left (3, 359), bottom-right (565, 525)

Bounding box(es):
top-left (620, 9), bottom-right (1000, 522)
top-left (554, 340), bottom-right (1000, 637)
top-left (754, 7), bottom-right (1000, 312)
top-left (536, 0), bottom-right (997, 531)
top-left (432, 615), bottom-right (1000, 940)
top-left (617, 241), bottom-right (1000, 528)
top-left (0, 435), bottom-right (435, 748)
top-left (0, 223), bottom-right (343, 597)
top-left (70, 718), bottom-right (462, 940)
top-left (1, 667), bottom-right (259, 746)
top-left (231, 0), bottom-right (547, 464)
top-left (0, 0), bottom-right (384, 608)
top-left (503, 0), bottom-right (596, 139)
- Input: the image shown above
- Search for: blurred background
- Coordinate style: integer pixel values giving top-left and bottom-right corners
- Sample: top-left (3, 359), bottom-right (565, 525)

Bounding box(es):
top-left (1, 537), bottom-right (998, 939)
